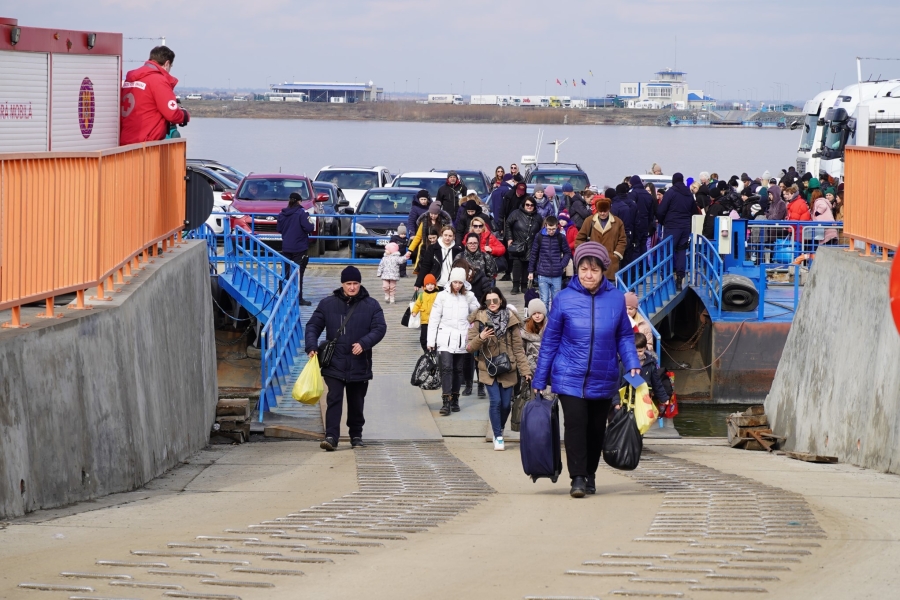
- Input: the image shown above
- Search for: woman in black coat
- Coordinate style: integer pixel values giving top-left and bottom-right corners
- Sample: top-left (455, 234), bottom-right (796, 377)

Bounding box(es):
top-left (505, 197), bottom-right (543, 295)
top-left (415, 225), bottom-right (463, 289)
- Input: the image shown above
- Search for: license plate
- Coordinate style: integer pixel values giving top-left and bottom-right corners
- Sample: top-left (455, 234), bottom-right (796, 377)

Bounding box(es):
top-left (376, 238), bottom-right (389, 246)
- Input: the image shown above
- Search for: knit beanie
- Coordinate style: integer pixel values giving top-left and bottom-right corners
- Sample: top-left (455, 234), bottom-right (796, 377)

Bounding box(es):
top-left (341, 266), bottom-right (362, 283)
top-left (397, 223), bottom-right (407, 235)
top-left (428, 202), bottom-right (442, 215)
top-left (534, 183), bottom-right (545, 194)
top-left (464, 199), bottom-right (479, 211)
top-left (385, 242), bottom-right (399, 254)
top-left (416, 189), bottom-right (430, 199)
top-left (605, 188), bottom-right (616, 199)
top-left (672, 172), bottom-right (685, 185)
top-left (630, 175), bottom-right (643, 187)
top-left (545, 185), bottom-right (556, 197)
top-left (561, 182), bottom-right (574, 193)
top-left (615, 183), bottom-right (630, 195)
top-left (573, 241), bottom-right (611, 270)
top-left (527, 298), bottom-right (547, 316)
top-left (423, 274), bottom-right (437, 286)
top-left (449, 267), bottom-right (467, 284)
top-left (624, 291), bottom-right (639, 308)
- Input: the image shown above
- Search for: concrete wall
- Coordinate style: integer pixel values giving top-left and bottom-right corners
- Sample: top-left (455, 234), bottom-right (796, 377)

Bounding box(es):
top-left (766, 248), bottom-right (900, 472)
top-left (0, 242), bottom-right (217, 518)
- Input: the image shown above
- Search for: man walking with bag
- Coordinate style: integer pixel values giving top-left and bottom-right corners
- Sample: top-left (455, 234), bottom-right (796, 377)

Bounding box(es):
top-left (305, 267), bottom-right (387, 451)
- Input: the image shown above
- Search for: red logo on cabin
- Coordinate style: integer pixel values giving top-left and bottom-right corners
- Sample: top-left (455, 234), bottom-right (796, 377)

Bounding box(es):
top-left (78, 77), bottom-right (95, 138)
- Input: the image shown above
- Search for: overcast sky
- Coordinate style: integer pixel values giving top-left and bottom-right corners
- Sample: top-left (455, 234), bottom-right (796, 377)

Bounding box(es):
top-left (11, 0), bottom-right (900, 101)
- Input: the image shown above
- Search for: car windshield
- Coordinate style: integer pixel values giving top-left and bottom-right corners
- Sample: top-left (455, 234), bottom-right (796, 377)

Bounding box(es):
top-left (237, 178), bottom-right (310, 201)
top-left (797, 115), bottom-right (819, 152)
top-left (393, 177), bottom-right (445, 197)
top-left (530, 173), bottom-right (590, 190)
top-left (459, 174), bottom-right (488, 196)
top-left (357, 192), bottom-right (415, 215)
top-left (316, 170), bottom-right (379, 190)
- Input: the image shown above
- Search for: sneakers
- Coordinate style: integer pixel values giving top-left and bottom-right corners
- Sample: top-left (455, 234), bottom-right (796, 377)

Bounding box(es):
top-left (351, 437), bottom-right (365, 448)
top-left (493, 436), bottom-right (505, 451)
top-left (320, 436), bottom-right (337, 451)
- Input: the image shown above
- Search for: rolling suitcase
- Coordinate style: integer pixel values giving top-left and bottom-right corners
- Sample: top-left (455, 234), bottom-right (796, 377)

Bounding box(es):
top-left (519, 393), bottom-right (562, 483)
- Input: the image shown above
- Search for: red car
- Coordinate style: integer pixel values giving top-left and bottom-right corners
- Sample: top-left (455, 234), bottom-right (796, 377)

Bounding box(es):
top-left (227, 174), bottom-right (329, 254)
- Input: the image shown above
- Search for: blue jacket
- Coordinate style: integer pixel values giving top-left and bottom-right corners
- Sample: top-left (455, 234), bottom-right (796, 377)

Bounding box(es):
top-left (304, 286), bottom-right (387, 382)
top-left (658, 182), bottom-right (698, 230)
top-left (628, 185), bottom-right (655, 239)
top-left (533, 275), bottom-right (640, 399)
top-left (275, 205), bottom-right (314, 253)
top-left (407, 199), bottom-right (431, 237)
top-left (611, 193), bottom-right (637, 240)
top-left (489, 182), bottom-right (512, 221)
top-left (528, 228), bottom-right (572, 278)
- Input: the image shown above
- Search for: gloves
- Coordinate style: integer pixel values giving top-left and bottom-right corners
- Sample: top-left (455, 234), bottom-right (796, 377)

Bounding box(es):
top-left (180, 109), bottom-right (190, 127)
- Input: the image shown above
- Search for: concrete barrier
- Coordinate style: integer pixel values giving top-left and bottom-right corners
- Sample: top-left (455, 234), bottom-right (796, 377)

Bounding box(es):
top-left (0, 242), bottom-right (217, 518)
top-left (766, 248), bottom-right (900, 472)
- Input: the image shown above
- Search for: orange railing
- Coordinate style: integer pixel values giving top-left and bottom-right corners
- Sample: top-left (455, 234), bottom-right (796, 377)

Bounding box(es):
top-left (844, 146), bottom-right (900, 257)
top-left (0, 139), bottom-right (186, 327)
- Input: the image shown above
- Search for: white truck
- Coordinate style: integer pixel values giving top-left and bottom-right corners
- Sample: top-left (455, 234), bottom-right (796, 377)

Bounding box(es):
top-left (469, 94), bottom-right (510, 106)
top-left (427, 94), bottom-right (464, 105)
top-left (795, 89), bottom-right (840, 176)
top-left (845, 83), bottom-right (900, 153)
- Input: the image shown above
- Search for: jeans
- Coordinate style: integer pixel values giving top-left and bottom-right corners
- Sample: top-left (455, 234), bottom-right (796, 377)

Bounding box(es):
top-left (537, 275), bottom-right (562, 308)
top-left (439, 351), bottom-right (467, 395)
top-left (283, 251), bottom-right (308, 301)
top-left (486, 381), bottom-right (514, 438)
top-left (323, 376), bottom-right (369, 442)
top-left (558, 394), bottom-right (613, 479)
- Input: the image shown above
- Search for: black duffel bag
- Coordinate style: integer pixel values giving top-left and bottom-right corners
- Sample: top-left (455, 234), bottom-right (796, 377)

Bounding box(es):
top-left (602, 404), bottom-right (643, 470)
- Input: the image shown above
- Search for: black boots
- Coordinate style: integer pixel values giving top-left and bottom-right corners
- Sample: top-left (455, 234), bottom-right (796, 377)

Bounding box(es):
top-left (511, 285), bottom-right (521, 295)
top-left (477, 383), bottom-right (486, 398)
top-left (440, 394), bottom-right (452, 416)
top-left (451, 393), bottom-right (460, 412)
top-left (676, 275), bottom-right (683, 291)
top-left (586, 474), bottom-right (596, 495)
top-left (500, 273), bottom-right (511, 282)
top-left (570, 476), bottom-right (587, 498)
top-left (462, 383), bottom-right (473, 397)
top-left (320, 436), bottom-right (336, 451)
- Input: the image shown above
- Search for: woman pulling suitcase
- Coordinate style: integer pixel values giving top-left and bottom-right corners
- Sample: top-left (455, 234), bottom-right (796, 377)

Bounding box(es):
top-left (532, 242), bottom-right (641, 498)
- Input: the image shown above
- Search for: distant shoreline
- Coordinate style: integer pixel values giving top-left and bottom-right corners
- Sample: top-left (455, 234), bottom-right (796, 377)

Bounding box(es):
top-left (183, 100), bottom-right (795, 128)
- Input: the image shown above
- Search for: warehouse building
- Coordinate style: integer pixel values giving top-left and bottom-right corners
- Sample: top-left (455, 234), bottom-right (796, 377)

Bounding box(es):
top-left (266, 81), bottom-right (383, 103)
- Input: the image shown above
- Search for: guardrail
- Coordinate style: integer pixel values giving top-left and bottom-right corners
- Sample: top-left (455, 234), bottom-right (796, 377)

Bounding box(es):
top-left (691, 234), bottom-right (723, 319)
top-left (259, 267), bottom-right (303, 418)
top-left (616, 236), bottom-right (676, 320)
top-left (844, 146), bottom-right (900, 255)
top-left (0, 139), bottom-right (186, 327)
top-left (744, 220), bottom-right (846, 265)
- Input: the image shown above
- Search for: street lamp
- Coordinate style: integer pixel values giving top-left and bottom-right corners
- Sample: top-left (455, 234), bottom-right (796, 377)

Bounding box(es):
top-left (480, 78), bottom-right (483, 95)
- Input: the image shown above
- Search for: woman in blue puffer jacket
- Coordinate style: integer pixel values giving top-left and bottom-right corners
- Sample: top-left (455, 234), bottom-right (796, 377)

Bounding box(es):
top-left (532, 241), bottom-right (641, 498)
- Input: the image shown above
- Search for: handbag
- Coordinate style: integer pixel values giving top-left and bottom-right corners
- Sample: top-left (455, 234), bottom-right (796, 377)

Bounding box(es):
top-left (482, 334), bottom-right (512, 377)
top-left (317, 302), bottom-right (360, 369)
top-left (400, 292), bottom-right (418, 327)
top-left (510, 384), bottom-right (533, 432)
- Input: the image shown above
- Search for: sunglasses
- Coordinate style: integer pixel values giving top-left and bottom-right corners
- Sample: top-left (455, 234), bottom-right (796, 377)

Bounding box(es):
top-left (510, 166), bottom-right (518, 170)
top-left (486, 297), bottom-right (501, 305)
top-left (524, 203), bottom-right (535, 208)
top-left (472, 224), bottom-right (484, 228)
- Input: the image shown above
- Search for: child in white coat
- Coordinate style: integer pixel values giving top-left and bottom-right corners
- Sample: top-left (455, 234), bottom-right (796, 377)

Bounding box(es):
top-left (376, 242), bottom-right (406, 303)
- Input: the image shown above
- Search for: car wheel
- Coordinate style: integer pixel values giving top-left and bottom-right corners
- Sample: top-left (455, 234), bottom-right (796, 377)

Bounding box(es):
top-left (326, 223), bottom-right (341, 251)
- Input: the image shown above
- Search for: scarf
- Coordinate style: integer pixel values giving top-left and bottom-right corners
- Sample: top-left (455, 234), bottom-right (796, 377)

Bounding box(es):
top-left (437, 239), bottom-right (455, 287)
top-left (487, 308), bottom-right (510, 338)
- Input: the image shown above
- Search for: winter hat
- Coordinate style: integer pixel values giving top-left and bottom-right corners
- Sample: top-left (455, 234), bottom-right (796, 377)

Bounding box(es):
top-left (574, 241), bottom-right (611, 271)
top-left (716, 180), bottom-right (729, 192)
top-left (464, 199), bottom-right (479, 211)
top-left (605, 187), bottom-right (616, 199)
top-left (557, 209), bottom-right (570, 223)
top-left (533, 183), bottom-right (545, 194)
top-left (467, 190), bottom-right (479, 198)
top-left (447, 170), bottom-right (458, 179)
top-left (341, 266), bottom-right (362, 283)
top-left (596, 198), bottom-right (611, 212)
top-left (672, 172), bottom-right (685, 184)
top-left (769, 178), bottom-right (778, 185)
top-left (423, 274), bottom-right (437, 286)
top-left (710, 187), bottom-right (723, 200)
top-left (629, 175), bottom-right (643, 187)
top-left (449, 267), bottom-right (467, 284)
top-left (801, 172), bottom-right (813, 182)
top-left (823, 186), bottom-right (836, 197)
top-left (762, 170), bottom-right (771, 181)
top-left (397, 223), bottom-right (407, 235)
top-left (624, 291), bottom-right (639, 308)
top-left (416, 189), bottom-right (430, 199)
top-left (561, 182), bottom-right (574, 193)
top-left (428, 202), bottom-right (442, 215)
top-left (385, 242), bottom-right (399, 254)
top-left (527, 298), bottom-right (547, 316)
top-left (502, 173), bottom-right (514, 182)
top-left (741, 173), bottom-right (751, 182)
top-left (615, 182), bottom-right (630, 195)
top-left (545, 184), bottom-right (556, 197)
top-left (808, 177), bottom-right (821, 190)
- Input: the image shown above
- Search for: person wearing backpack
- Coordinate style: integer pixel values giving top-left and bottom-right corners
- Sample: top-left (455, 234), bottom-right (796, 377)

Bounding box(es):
top-left (527, 216), bottom-right (572, 309)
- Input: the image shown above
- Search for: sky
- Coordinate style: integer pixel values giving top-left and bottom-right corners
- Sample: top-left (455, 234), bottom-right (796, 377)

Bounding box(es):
top-left (9, 0), bottom-right (900, 102)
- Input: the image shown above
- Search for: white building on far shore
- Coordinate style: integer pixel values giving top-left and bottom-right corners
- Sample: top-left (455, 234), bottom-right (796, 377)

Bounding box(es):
top-left (619, 69), bottom-right (713, 109)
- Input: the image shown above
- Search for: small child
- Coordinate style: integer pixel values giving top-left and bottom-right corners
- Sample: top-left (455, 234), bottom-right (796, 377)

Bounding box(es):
top-left (391, 224), bottom-right (409, 278)
top-left (633, 332), bottom-right (670, 409)
top-left (376, 242), bottom-right (405, 303)
top-left (412, 274), bottom-right (439, 351)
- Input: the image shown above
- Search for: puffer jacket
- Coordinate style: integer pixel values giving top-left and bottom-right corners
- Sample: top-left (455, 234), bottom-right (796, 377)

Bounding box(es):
top-left (407, 198), bottom-right (432, 237)
top-left (376, 252), bottom-right (405, 280)
top-left (533, 274), bottom-right (640, 399)
top-left (304, 286), bottom-right (387, 382)
top-left (475, 227), bottom-right (505, 257)
top-left (466, 309), bottom-right (531, 388)
top-left (408, 209), bottom-right (453, 261)
top-left (812, 197), bottom-right (838, 244)
top-left (528, 228), bottom-right (572, 278)
top-left (468, 269), bottom-right (493, 305)
top-left (463, 249), bottom-right (497, 280)
top-left (505, 208), bottom-right (542, 256)
top-left (520, 324), bottom-right (545, 373)
top-left (412, 288), bottom-right (439, 324)
top-left (786, 195), bottom-right (812, 221)
top-left (427, 287), bottom-right (480, 354)
top-left (658, 182), bottom-right (699, 230)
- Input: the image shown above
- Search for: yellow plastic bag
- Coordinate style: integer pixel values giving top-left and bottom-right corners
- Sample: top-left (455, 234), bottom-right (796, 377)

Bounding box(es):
top-left (292, 355), bottom-right (325, 405)
top-left (619, 382), bottom-right (658, 435)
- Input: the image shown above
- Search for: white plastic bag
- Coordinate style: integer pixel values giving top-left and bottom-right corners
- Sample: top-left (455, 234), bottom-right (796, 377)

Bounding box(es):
top-left (407, 301), bottom-right (421, 328)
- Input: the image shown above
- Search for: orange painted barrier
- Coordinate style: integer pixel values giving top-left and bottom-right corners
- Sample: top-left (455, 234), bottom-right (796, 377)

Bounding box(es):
top-left (0, 139), bottom-right (186, 326)
top-left (844, 146), bottom-right (900, 256)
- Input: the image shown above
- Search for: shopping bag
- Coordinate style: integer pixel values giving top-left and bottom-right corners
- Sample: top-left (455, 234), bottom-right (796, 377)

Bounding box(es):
top-left (619, 382), bottom-right (658, 435)
top-left (602, 405), bottom-right (643, 470)
top-left (401, 292), bottom-right (419, 328)
top-left (663, 393), bottom-right (679, 418)
top-left (292, 355), bottom-right (325, 405)
top-left (411, 351), bottom-right (440, 389)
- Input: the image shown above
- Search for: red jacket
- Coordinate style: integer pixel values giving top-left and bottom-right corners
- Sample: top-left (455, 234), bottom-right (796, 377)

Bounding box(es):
top-left (120, 61), bottom-right (186, 145)
top-left (786, 196), bottom-right (812, 221)
top-left (478, 228), bottom-right (506, 257)
top-left (564, 223), bottom-right (578, 252)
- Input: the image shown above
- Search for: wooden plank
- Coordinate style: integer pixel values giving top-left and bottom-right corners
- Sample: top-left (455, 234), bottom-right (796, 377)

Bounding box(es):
top-left (744, 405), bottom-right (766, 416)
top-left (217, 398), bottom-right (250, 418)
top-left (727, 414), bottom-right (769, 428)
top-left (264, 425), bottom-right (322, 441)
top-left (784, 451), bottom-right (838, 464)
top-left (749, 430), bottom-right (775, 452)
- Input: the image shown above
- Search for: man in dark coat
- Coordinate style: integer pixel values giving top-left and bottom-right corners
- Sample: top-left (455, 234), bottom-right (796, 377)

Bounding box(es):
top-left (628, 175), bottom-right (655, 259)
top-left (498, 181), bottom-right (528, 280)
top-left (561, 182), bottom-right (591, 229)
top-left (657, 172), bottom-right (700, 289)
top-left (611, 182), bottom-right (638, 266)
top-left (305, 266), bottom-right (387, 451)
top-left (276, 192), bottom-right (315, 306)
top-left (436, 171), bottom-right (467, 216)
top-left (489, 174), bottom-right (514, 229)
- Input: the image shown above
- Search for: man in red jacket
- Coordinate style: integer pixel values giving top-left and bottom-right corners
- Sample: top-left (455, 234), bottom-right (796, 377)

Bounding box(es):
top-left (120, 46), bottom-right (189, 145)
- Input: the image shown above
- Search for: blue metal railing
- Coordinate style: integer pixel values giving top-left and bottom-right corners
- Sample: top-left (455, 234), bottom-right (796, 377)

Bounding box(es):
top-left (692, 234), bottom-right (723, 318)
top-left (616, 236), bottom-right (676, 319)
top-left (259, 268), bottom-right (303, 418)
top-left (743, 220), bottom-right (846, 267)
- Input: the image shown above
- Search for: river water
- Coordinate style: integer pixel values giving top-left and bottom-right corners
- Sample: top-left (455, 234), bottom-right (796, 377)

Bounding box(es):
top-left (184, 118), bottom-right (799, 185)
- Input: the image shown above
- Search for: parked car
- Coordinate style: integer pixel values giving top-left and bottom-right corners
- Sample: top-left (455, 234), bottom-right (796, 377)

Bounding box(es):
top-left (350, 187), bottom-right (419, 257)
top-left (390, 172), bottom-right (447, 199)
top-left (638, 174), bottom-right (673, 191)
top-left (524, 162), bottom-right (591, 190)
top-left (314, 166), bottom-right (394, 209)
top-left (188, 165), bottom-right (237, 234)
top-left (228, 174), bottom-right (328, 255)
top-left (313, 181), bottom-right (351, 252)
top-left (430, 168), bottom-right (491, 198)
top-left (186, 159), bottom-right (246, 185)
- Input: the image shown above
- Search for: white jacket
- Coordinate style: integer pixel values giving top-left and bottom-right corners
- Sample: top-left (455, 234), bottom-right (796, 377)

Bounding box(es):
top-left (427, 287), bottom-right (480, 353)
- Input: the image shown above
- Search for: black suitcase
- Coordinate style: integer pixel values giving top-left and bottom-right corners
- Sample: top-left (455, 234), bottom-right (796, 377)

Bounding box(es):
top-left (519, 393), bottom-right (562, 483)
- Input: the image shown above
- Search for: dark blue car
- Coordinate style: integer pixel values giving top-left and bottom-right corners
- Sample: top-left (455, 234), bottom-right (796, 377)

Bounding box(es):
top-left (349, 187), bottom-right (419, 257)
